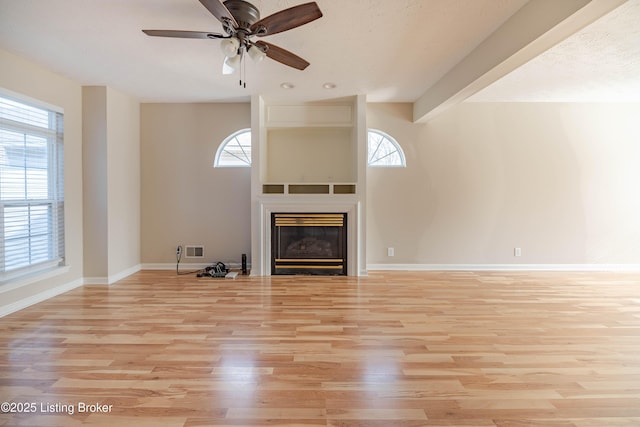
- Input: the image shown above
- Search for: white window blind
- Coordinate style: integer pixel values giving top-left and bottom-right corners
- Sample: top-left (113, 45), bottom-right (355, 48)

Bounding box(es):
top-left (0, 94), bottom-right (65, 282)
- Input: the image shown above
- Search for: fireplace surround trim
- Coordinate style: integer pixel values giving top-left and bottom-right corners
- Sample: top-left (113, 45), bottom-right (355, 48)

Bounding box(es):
top-left (253, 197), bottom-right (364, 276)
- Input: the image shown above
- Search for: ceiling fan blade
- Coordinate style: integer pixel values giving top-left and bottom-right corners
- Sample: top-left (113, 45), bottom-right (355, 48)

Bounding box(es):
top-left (251, 2), bottom-right (322, 36)
top-left (255, 41), bottom-right (310, 70)
top-left (199, 0), bottom-right (237, 27)
top-left (142, 30), bottom-right (225, 39)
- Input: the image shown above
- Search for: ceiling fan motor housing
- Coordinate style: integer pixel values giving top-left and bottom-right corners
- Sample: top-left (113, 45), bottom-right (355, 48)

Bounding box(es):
top-left (223, 0), bottom-right (260, 34)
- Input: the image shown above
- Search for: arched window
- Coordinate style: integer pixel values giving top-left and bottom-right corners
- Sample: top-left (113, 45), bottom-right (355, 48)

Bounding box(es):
top-left (214, 128), bottom-right (252, 167)
top-left (215, 128), bottom-right (405, 168)
top-left (367, 129), bottom-right (406, 167)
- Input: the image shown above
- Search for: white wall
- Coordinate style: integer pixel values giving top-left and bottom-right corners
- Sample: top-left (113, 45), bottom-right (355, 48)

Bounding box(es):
top-left (140, 103), bottom-right (251, 267)
top-left (106, 88), bottom-right (140, 278)
top-left (82, 86), bottom-right (108, 278)
top-left (367, 102), bottom-right (640, 267)
top-left (139, 100), bottom-right (640, 270)
top-left (266, 128), bottom-right (355, 183)
top-left (0, 48), bottom-right (84, 314)
top-left (83, 87), bottom-right (141, 283)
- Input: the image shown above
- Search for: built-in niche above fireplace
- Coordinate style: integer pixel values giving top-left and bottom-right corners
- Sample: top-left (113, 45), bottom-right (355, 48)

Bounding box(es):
top-left (271, 213), bottom-right (347, 275)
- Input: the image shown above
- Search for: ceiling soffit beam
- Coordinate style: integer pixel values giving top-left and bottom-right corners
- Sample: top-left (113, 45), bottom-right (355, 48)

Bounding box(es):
top-left (412, 0), bottom-right (628, 123)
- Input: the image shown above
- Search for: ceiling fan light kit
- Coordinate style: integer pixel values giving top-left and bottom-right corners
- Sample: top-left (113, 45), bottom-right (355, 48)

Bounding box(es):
top-left (142, 0), bottom-right (322, 86)
top-left (223, 54), bottom-right (242, 74)
top-left (247, 45), bottom-right (266, 62)
top-left (220, 37), bottom-right (240, 57)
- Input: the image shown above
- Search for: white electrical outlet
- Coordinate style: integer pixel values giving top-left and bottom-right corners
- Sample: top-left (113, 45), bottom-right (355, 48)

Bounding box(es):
top-left (388, 247), bottom-right (395, 257)
top-left (514, 247), bottom-right (522, 257)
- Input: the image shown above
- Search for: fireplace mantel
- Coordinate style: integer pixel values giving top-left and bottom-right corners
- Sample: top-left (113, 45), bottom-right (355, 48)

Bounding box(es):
top-left (250, 95), bottom-right (368, 276)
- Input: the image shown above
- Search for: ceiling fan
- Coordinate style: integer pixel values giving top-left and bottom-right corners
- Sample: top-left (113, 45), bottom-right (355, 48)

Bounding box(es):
top-left (142, 0), bottom-right (323, 78)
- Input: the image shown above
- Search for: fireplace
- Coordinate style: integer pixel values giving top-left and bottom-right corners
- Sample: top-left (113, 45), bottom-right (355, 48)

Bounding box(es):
top-left (271, 213), bottom-right (347, 275)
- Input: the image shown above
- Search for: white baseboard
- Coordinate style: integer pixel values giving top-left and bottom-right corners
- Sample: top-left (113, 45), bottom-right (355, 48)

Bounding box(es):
top-left (141, 262), bottom-right (209, 271)
top-left (145, 262), bottom-right (640, 274)
top-left (367, 263), bottom-right (640, 272)
top-left (83, 264), bottom-right (142, 285)
top-left (0, 278), bottom-right (84, 318)
top-left (83, 277), bottom-right (108, 285)
top-left (110, 264), bottom-right (141, 283)
top-left (141, 262), bottom-right (246, 271)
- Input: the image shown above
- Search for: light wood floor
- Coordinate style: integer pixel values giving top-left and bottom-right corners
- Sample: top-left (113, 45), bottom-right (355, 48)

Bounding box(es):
top-left (1, 270), bottom-right (640, 426)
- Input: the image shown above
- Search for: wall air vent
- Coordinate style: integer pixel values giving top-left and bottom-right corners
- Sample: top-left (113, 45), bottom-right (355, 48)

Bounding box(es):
top-left (185, 245), bottom-right (204, 258)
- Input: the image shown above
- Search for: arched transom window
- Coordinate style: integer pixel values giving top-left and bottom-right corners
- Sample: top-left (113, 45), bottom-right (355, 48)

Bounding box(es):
top-left (214, 128), bottom-right (405, 167)
top-left (214, 128), bottom-right (251, 167)
top-left (367, 129), bottom-right (406, 167)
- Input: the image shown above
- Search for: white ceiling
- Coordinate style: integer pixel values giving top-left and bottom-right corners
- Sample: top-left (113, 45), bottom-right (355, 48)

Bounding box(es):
top-left (0, 0), bottom-right (638, 105)
top-left (469, 0), bottom-right (640, 102)
top-left (0, 0), bottom-right (528, 103)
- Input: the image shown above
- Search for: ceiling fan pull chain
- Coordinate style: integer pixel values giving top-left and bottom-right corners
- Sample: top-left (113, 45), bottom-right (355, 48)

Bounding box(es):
top-left (240, 48), bottom-right (247, 88)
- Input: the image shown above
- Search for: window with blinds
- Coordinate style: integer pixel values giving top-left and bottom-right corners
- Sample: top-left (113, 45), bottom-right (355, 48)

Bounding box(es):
top-left (0, 93), bottom-right (65, 282)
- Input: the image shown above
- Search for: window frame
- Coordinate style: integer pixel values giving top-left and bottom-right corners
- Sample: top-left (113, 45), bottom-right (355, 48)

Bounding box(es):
top-left (214, 128), bottom-right (252, 168)
top-left (367, 129), bottom-right (406, 167)
top-left (0, 90), bottom-right (65, 284)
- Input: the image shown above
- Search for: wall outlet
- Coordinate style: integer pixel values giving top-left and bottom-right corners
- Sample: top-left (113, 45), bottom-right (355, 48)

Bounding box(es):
top-left (387, 247), bottom-right (395, 257)
top-left (514, 247), bottom-right (522, 257)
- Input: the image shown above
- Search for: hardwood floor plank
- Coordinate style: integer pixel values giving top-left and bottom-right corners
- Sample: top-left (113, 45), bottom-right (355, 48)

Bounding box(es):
top-left (1, 270), bottom-right (640, 426)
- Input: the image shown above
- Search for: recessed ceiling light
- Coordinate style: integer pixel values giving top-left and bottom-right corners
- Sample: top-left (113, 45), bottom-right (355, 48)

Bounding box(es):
top-left (280, 82), bottom-right (295, 89)
top-left (322, 82), bottom-right (336, 89)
